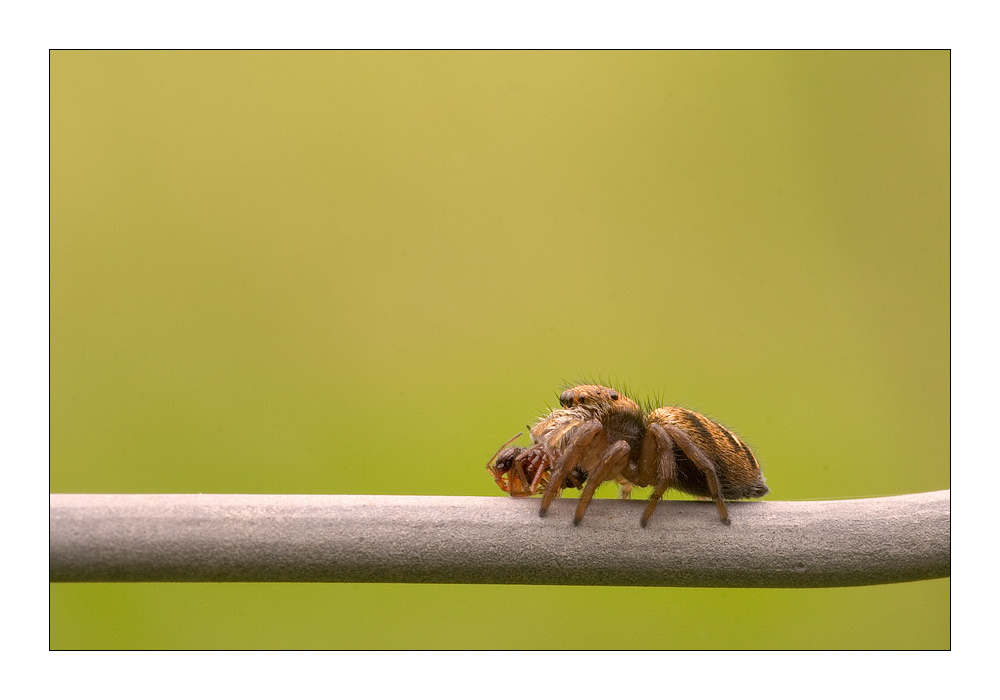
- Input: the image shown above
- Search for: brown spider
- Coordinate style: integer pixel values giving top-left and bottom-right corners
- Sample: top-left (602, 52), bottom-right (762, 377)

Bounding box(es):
top-left (490, 384), bottom-right (768, 526)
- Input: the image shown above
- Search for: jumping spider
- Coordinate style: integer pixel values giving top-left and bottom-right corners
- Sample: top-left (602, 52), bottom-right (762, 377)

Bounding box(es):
top-left (487, 384), bottom-right (768, 526)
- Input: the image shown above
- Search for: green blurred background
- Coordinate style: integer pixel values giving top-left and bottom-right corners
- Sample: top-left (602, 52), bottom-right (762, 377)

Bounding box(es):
top-left (50, 50), bottom-right (949, 649)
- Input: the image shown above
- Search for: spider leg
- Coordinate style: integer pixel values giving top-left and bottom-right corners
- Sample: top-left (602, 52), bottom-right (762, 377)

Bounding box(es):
top-left (573, 440), bottom-right (631, 525)
top-left (538, 419), bottom-right (602, 517)
top-left (616, 480), bottom-right (633, 499)
top-left (664, 425), bottom-right (730, 525)
top-left (640, 423), bottom-right (677, 527)
top-left (526, 448), bottom-right (552, 494)
top-left (632, 418), bottom-right (662, 485)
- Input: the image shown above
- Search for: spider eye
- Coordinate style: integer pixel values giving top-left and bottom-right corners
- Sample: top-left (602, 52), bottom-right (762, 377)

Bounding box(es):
top-left (608, 390), bottom-right (619, 400)
top-left (559, 390), bottom-right (576, 407)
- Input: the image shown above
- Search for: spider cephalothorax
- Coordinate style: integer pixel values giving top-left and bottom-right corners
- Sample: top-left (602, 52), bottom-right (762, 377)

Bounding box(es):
top-left (488, 384), bottom-right (768, 526)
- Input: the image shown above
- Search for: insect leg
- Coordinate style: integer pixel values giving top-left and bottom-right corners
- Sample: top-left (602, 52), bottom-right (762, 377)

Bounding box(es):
top-left (509, 455), bottom-right (534, 496)
top-left (664, 425), bottom-right (730, 525)
top-left (573, 440), bottom-right (630, 525)
top-left (525, 448), bottom-right (553, 494)
top-left (539, 420), bottom-right (602, 517)
top-left (640, 423), bottom-right (677, 527)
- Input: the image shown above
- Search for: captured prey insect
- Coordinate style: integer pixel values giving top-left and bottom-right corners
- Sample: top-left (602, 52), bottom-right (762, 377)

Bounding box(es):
top-left (486, 384), bottom-right (768, 526)
top-left (487, 433), bottom-right (588, 497)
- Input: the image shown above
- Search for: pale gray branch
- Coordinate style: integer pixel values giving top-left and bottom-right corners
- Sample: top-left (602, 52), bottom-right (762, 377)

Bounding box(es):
top-left (49, 491), bottom-right (949, 587)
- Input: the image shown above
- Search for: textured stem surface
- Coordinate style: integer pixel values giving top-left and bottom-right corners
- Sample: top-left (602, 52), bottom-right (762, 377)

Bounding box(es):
top-left (50, 491), bottom-right (950, 587)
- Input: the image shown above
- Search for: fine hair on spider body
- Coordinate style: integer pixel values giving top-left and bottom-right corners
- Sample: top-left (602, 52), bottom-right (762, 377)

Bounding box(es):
top-left (488, 384), bottom-right (768, 526)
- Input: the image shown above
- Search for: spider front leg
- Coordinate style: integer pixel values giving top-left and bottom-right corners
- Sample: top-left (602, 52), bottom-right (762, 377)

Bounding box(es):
top-left (573, 440), bottom-right (631, 525)
top-left (520, 446), bottom-right (553, 495)
top-left (538, 419), bottom-right (603, 517)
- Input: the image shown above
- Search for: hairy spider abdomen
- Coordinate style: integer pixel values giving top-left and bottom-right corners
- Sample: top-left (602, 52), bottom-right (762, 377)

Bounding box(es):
top-left (648, 406), bottom-right (768, 501)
